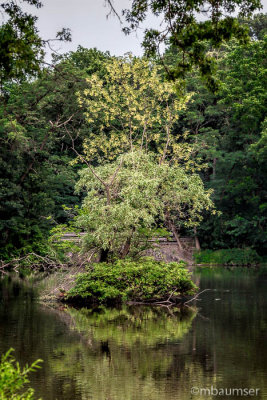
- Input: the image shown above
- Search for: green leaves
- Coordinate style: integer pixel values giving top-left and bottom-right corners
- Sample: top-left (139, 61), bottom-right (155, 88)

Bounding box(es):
top-left (0, 0), bottom-right (44, 84)
top-left (79, 55), bottom-right (190, 164)
top-left (0, 348), bottom-right (42, 400)
top-left (73, 150), bottom-right (214, 259)
top-left (121, 0), bottom-right (262, 89)
top-left (193, 248), bottom-right (261, 265)
top-left (67, 258), bottom-right (197, 303)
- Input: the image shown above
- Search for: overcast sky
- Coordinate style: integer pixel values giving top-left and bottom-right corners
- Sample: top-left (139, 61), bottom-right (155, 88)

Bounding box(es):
top-left (25, 0), bottom-right (267, 59)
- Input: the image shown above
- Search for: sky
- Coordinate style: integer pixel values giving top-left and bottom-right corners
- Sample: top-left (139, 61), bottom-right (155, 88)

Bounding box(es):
top-left (25, 0), bottom-right (148, 58)
top-left (23, 0), bottom-right (267, 60)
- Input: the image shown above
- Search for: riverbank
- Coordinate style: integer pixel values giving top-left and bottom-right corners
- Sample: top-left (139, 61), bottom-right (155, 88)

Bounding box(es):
top-left (36, 264), bottom-right (86, 303)
top-left (17, 258), bottom-right (266, 308)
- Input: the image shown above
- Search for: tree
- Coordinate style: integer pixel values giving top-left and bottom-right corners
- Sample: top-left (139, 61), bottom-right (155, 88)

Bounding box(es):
top-left (166, 31), bottom-right (267, 253)
top-left (159, 161), bottom-right (215, 250)
top-left (108, 0), bottom-right (262, 89)
top-left (242, 12), bottom-right (267, 40)
top-left (74, 151), bottom-right (214, 261)
top-left (0, 47), bottom-right (110, 258)
top-left (0, 0), bottom-right (71, 86)
top-left (78, 55), bottom-right (199, 167)
top-left (205, 36), bottom-right (267, 252)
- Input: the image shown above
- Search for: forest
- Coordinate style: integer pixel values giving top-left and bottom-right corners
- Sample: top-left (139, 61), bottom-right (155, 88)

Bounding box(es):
top-left (1, 12), bottom-right (266, 263)
top-left (0, 1), bottom-right (267, 399)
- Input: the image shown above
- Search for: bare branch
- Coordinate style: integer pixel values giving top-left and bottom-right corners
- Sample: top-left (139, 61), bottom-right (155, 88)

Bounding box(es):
top-left (49, 114), bottom-right (74, 129)
top-left (184, 289), bottom-right (213, 305)
top-left (105, 0), bottom-right (122, 23)
top-left (109, 156), bottom-right (124, 186)
top-left (64, 126), bottom-right (108, 188)
top-left (0, 252), bottom-right (65, 274)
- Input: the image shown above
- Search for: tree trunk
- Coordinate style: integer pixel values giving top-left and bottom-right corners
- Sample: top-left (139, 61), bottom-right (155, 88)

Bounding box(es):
top-left (194, 226), bottom-right (201, 250)
top-left (212, 157), bottom-right (217, 179)
top-left (120, 228), bottom-right (135, 258)
top-left (120, 237), bottom-right (132, 258)
top-left (165, 212), bottom-right (184, 252)
top-left (99, 248), bottom-right (109, 262)
top-left (170, 223), bottom-right (183, 251)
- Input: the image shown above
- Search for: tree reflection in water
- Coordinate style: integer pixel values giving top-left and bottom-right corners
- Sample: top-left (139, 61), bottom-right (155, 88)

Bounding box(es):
top-left (48, 305), bottom-right (197, 400)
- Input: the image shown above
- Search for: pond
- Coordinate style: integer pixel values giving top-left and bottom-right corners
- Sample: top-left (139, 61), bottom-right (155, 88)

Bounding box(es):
top-left (0, 266), bottom-right (267, 400)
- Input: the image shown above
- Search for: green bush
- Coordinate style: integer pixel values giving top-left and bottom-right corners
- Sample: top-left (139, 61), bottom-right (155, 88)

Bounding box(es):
top-left (193, 248), bottom-right (261, 265)
top-left (0, 348), bottom-right (42, 400)
top-left (67, 258), bottom-right (197, 304)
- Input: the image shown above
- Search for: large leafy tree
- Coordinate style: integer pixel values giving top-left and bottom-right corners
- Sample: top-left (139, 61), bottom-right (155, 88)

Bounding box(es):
top-left (74, 151), bottom-right (214, 261)
top-left (78, 55), bottom-right (199, 167)
top-left (166, 26), bottom-right (267, 253)
top-left (207, 36), bottom-right (267, 252)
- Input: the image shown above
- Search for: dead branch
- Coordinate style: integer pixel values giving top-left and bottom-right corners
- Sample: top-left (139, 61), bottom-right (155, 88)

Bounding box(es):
top-left (0, 252), bottom-right (66, 274)
top-left (184, 289), bottom-right (213, 305)
top-left (64, 126), bottom-right (108, 188)
top-left (105, 0), bottom-right (122, 23)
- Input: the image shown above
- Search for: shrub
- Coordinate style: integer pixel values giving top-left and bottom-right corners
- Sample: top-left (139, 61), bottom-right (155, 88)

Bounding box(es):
top-left (67, 258), bottom-right (197, 304)
top-left (193, 248), bottom-right (261, 266)
top-left (0, 348), bottom-right (42, 400)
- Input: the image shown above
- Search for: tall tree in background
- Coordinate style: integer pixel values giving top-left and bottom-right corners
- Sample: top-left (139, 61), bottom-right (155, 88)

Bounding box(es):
top-left (165, 16), bottom-right (267, 253)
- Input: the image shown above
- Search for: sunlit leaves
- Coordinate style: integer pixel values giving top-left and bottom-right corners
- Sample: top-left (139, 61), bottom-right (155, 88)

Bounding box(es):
top-left (78, 55), bottom-right (191, 165)
top-left (0, 348), bottom-right (42, 400)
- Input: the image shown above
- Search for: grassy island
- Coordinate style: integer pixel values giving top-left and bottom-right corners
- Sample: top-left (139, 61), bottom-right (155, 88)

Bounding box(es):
top-left (66, 259), bottom-right (196, 305)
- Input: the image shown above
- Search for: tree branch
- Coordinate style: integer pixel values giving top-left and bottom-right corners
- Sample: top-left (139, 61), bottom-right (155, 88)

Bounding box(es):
top-left (184, 289), bottom-right (213, 305)
top-left (105, 0), bottom-right (122, 23)
top-left (64, 126), bottom-right (108, 188)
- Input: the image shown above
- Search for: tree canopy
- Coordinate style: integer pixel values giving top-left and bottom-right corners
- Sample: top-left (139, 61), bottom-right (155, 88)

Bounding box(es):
top-left (107, 0), bottom-right (263, 88)
top-left (0, 0), bottom-right (71, 85)
top-left (74, 151), bottom-right (214, 260)
top-left (78, 55), bottom-right (193, 165)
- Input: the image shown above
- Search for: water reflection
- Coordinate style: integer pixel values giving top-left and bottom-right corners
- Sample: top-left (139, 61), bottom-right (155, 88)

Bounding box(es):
top-left (64, 305), bottom-right (196, 345)
top-left (0, 267), bottom-right (266, 400)
top-left (47, 305), bottom-right (196, 400)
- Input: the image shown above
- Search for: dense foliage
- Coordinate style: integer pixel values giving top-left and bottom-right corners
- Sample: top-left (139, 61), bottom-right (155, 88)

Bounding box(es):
top-left (119, 0), bottom-right (262, 89)
top-left (0, 47), bottom-right (110, 259)
top-left (0, 348), bottom-right (42, 400)
top-left (0, 13), bottom-right (266, 262)
top-left (0, 0), bottom-right (71, 85)
top-left (67, 258), bottom-right (196, 303)
top-left (78, 56), bottom-right (190, 163)
top-left (175, 33), bottom-right (267, 254)
top-left (193, 248), bottom-right (261, 265)
top-left (73, 151), bottom-right (213, 260)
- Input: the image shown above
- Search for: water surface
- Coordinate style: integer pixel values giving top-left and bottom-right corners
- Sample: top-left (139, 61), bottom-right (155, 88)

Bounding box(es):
top-left (0, 266), bottom-right (266, 399)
